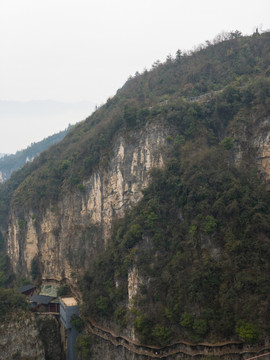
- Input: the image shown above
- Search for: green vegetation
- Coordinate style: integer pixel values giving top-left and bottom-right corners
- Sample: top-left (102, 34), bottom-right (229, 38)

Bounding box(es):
top-left (0, 31), bottom-right (270, 346)
top-left (30, 256), bottom-right (41, 281)
top-left (76, 334), bottom-right (94, 359)
top-left (0, 31), bottom-right (268, 220)
top-left (236, 321), bottom-right (261, 343)
top-left (0, 289), bottom-right (28, 319)
top-left (57, 284), bottom-right (71, 297)
top-left (81, 140), bottom-right (270, 344)
top-left (71, 315), bottom-right (85, 333)
top-left (78, 31), bottom-right (270, 345)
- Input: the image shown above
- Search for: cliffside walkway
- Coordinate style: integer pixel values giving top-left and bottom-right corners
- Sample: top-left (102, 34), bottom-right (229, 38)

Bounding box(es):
top-left (85, 316), bottom-right (270, 359)
top-left (67, 280), bottom-right (270, 359)
top-left (245, 352), bottom-right (270, 360)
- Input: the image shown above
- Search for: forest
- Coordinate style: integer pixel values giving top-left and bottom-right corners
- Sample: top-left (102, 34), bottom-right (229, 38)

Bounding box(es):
top-left (0, 30), bottom-right (270, 348)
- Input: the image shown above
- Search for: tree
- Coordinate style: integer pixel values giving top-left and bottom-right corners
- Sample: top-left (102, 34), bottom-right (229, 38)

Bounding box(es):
top-left (230, 30), bottom-right (242, 39)
top-left (76, 334), bottom-right (93, 359)
top-left (236, 321), bottom-right (260, 343)
top-left (176, 49), bottom-right (182, 63)
top-left (152, 324), bottom-right (172, 346)
top-left (221, 137), bottom-right (234, 150)
top-left (180, 312), bottom-right (194, 331)
top-left (193, 319), bottom-right (208, 337)
top-left (30, 256), bottom-right (40, 281)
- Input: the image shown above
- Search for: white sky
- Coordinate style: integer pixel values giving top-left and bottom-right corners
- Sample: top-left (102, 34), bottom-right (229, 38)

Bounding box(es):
top-left (0, 0), bottom-right (270, 153)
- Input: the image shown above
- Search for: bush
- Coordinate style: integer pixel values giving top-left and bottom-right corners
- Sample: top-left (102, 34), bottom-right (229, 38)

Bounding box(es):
top-left (236, 321), bottom-right (260, 343)
top-left (221, 137), bottom-right (234, 150)
top-left (193, 319), bottom-right (208, 337)
top-left (152, 324), bottom-right (172, 346)
top-left (180, 312), bottom-right (194, 331)
top-left (203, 215), bottom-right (217, 234)
top-left (30, 256), bottom-right (41, 281)
top-left (76, 334), bottom-right (93, 359)
top-left (134, 315), bottom-right (153, 343)
top-left (0, 289), bottom-right (28, 318)
top-left (71, 315), bottom-right (85, 333)
top-left (57, 284), bottom-right (70, 297)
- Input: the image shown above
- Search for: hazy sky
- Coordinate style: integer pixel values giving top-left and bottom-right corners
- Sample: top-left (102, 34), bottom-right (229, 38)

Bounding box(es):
top-left (0, 0), bottom-right (270, 153)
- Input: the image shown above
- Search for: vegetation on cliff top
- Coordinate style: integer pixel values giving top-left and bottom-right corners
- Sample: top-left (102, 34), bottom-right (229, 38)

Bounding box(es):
top-left (80, 71), bottom-right (270, 344)
top-left (0, 30), bottom-right (270, 345)
top-left (0, 30), bottom-right (269, 218)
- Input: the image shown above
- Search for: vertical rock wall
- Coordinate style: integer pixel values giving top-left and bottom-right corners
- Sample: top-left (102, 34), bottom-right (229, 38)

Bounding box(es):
top-left (7, 122), bottom-right (172, 281)
top-left (0, 314), bottom-right (45, 360)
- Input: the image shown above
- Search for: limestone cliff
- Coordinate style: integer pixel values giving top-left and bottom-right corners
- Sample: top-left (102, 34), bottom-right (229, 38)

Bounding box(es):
top-left (0, 313), bottom-right (45, 360)
top-left (6, 114), bottom-right (270, 283)
top-left (7, 121), bottom-right (171, 281)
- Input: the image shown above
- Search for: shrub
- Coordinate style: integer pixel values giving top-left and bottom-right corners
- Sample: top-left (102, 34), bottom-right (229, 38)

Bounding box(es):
top-left (152, 324), bottom-right (172, 346)
top-left (57, 284), bottom-right (70, 297)
top-left (134, 315), bottom-right (153, 342)
top-left (236, 321), bottom-right (260, 343)
top-left (30, 256), bottom-right (40, 281)
top-left (71, 315), bottom-right (85, 333)
top-left (76, 334), bottom-right (93, 359)
top-left (180, 312), bottom-right (194, 331)
top-left (193, 318), bottom-right (208, 337)
top-left (203, 215), bottom-right (217, 234)
top-left (221, 137), bottom-right (234, 150)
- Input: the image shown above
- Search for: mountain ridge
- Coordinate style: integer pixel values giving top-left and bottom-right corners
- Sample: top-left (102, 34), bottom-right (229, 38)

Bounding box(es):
top-left (0, 126), bottom-right (72, 183)
top-left (1, 30), bottom-right (270, 358)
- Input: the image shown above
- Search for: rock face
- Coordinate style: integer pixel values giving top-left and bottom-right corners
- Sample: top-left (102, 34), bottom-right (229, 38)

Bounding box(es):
top-left (252, 118), bottom-right (270, 182)
top-left (0, 313), bottom-right (45, 360)
top-left (233, 117), bottom-right (270, 182)
top-left (7, 116), bottom-right (270, 282)
top-left (36, 315), bottom-right (64, 360)
top-left (7, 121), bottom-right (171, 281)
top-left (0, 168), bottom-right (14, 183)
top-left (5, 116), bottom-right (270, 359)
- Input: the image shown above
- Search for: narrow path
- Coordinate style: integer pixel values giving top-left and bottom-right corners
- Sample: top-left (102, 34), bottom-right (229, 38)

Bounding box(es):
top-left (67, 280), bottom-right (270, 359)
top-left (85, 316), bottom-right (270, 359)
top-left (245, 352), bottom-right (270, 360)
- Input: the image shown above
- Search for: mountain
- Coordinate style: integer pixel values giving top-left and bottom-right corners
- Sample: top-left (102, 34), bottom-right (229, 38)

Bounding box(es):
top-left (0, 126), bottom-right (72, 183)
top-left (1, 30), bottom-right (270, 359)
top-left (0, 99), bottom-right (94, 155)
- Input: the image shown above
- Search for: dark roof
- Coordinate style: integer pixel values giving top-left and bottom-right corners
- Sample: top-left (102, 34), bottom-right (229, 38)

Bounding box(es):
top-left (18, 284), bottom-right (36, 293)
top-left (29, 294), bottom-right (55, 305)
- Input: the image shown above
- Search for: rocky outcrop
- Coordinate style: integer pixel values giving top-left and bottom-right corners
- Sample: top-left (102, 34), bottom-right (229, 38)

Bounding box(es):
top-left (36, 314), bottom-right (64, 360)
top-left (233, 117), bottom-right (270, 182)
top-left (7, 121), bottom-right (172, 281)
top-left (252, 118), bottom-right (270, 182)
top-left (0, 313), bottom-right (45, 360)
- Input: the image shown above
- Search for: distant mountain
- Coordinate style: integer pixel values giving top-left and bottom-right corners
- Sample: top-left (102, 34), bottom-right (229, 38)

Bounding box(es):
top-left (0, 126), bottom-right (72, 182)
top-left (0, 99), bottom-right (95, 154)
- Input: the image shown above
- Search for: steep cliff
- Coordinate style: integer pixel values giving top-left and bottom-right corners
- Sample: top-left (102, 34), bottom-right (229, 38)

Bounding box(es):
top-left (7, 121), bottom-right (172, 280)
top-left (0, 313), bottom-right (45, 360)
top-left (1, 31), bottom-right (270, 353)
